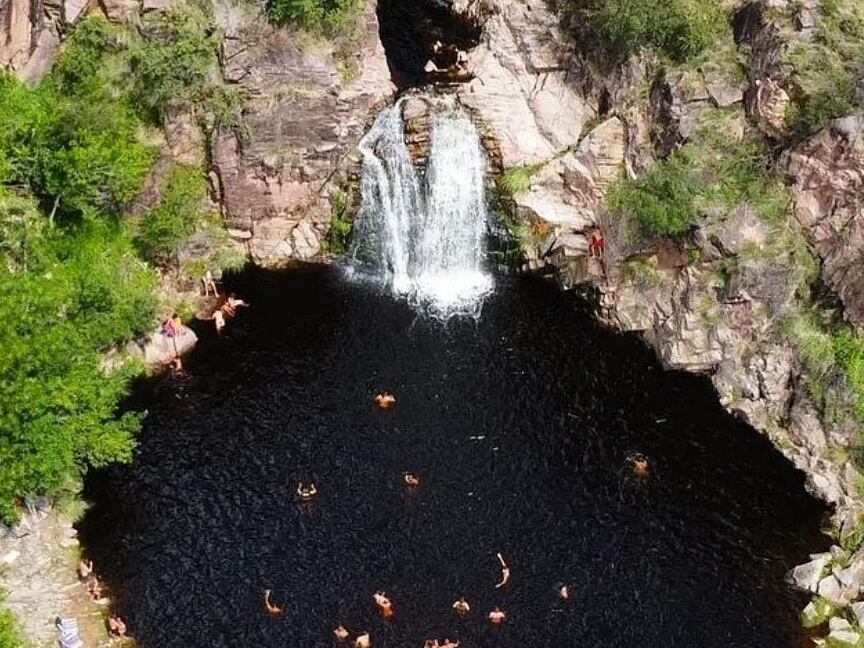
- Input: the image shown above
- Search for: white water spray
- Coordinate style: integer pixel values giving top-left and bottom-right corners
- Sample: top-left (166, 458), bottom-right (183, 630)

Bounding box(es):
top-left (350, 101), bottom-right (492, 317)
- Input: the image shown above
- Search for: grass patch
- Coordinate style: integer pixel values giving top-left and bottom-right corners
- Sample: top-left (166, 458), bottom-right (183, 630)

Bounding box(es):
top-left (552, 0), bottom-right (727, 62)
top-left (324, 187), bottom-right (353, 255)
top-left (608, 107), bottom-right (789, 238)
top-left (497, 164), bottom-right (542, 196)
top-left (784, 0), bottom-right (864, 138)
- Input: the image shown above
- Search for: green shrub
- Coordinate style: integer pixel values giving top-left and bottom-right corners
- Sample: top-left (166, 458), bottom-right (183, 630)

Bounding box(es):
top-left (0, 196), bottom-right (157, 523)
top-left (138, 165), bottom-right (208, 263)
top-left (324, 187), bottom-right (353, 254)
top-left (129, 6), bottom-right (219, 122)
top-left (785, 0), bottom-right (864, 137)
top-left (497, 164), bottom-right (542, 196)
top-left (267, 0), bottom-right (362, 33)
top-left (49, 17), bottom-right (115, 96)
top-left (0, 590), bottom-right (25, 648)
top-left (554, 0), bottom-right (727, 62)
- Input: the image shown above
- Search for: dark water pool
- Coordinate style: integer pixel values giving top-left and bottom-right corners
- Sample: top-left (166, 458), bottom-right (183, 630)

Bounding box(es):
top-left (80, 267), bottom-right (828, 648)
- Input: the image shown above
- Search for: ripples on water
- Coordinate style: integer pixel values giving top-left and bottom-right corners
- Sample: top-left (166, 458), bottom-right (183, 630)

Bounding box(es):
top-left (80, 267), bottom-right (827, 648)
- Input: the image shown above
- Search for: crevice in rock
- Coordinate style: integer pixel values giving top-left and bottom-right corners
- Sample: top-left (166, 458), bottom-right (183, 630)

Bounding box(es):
top-left (376, 0), bottom-right (481, 89)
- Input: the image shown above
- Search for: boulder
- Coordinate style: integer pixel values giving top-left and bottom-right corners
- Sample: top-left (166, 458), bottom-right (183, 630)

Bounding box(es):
top-left (851, 601), bottom-right (864, 626)
top-left (746, 77), bottom-right (789, 138)
top-left (99, 0), bottom-right (139, 21)
top-left (829, 617), bottom-right (852, 632)
top-left (142, 327), bottom-right (197, 367)
top-left (703, 68), bottom-right (744, 108)
top-left (818, 574), bottom-right (848, 605)
top-left (788, 555), bottom-right (829, 592)
top-left (827, 629), bottom-right (861, 647)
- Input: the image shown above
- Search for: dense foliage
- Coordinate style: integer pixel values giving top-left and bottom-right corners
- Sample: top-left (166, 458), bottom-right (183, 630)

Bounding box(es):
top-left (138, 165), bottom-right (208, 262)
top-left (0, 590), bottom-right (24, 648)
top-left (785, 0), bottom-right (864, 137)
top-left (553, 0), bottom-right (727, 61)
top-left (609, 108), bottom-right (787, 238)
top-left (267, 0), bottom-right (362, 33)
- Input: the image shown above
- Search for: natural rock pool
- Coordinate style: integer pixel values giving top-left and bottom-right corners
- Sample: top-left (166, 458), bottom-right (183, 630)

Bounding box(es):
top-left (80, 267), bottom-right (828, 648)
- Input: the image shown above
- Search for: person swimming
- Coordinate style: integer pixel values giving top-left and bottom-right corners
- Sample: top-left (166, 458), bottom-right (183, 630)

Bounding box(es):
top-left (495, 553), bottom-right (510, 589)
top-left (334, 625), bottom-right (349, 642)
top-left (355, 631), bottom-right (371, 648)
top-left (558, 583), bottom-right (571, 600)
top-left (375, 393), bottom-right (396, 408)
top-left (373, 591), bottom-right (394, 620)
top-left (263, 589), bottom-right (283, 616)
top-left (297, 482), bottom-right (318, 500)
top-left (488, 607), bottom-right (507, 624)
top-left (633, 453), bottom-right (650, 477)
top-left (404, 473), bottom-right (420, 488)
top-left (452, 596), bottom-right (470, 617)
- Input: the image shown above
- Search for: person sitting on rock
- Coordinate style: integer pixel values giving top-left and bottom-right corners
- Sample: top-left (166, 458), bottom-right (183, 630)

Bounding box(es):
top-left (404, 473), bottom-right (420, 488)
top-left (88, 577), bottom-right (105, 602)
top-left (375, 393), bottom-right (396, 409)
top-left (108, 616), bottom-right (127, 638)
top-left (373, 591), bottom-right (394, 620)
top-left (494, 553), bottom-right (510, 589)
top-left (355, 631), bottom-right (371, 648)
top-left (263, 589), bottom-right (284, 616)
top-left (297, 482), bottom-right (318, 501)
top-left (334, 625), bottom-right (350, 642)
top-left (452, 596), bottom-right (470, 617)
top-left (78, 559), bottom-right (93, 581)
top-left (488, 607), bottom-right (507, 624)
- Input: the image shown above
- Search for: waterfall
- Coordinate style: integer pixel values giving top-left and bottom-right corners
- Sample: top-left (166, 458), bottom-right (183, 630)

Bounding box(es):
top-left (350, 102), bottom-right (492, 318)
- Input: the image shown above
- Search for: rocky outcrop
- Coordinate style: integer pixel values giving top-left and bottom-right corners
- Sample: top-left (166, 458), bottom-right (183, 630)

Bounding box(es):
top-left (0, 0), bottom-right (62, 84)
top-left (211, 3), bottom-right (394, 266)
top-left (787, 116), bottom-right (864, 329)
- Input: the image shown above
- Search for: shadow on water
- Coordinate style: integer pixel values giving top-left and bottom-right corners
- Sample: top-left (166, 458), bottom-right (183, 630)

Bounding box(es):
top-left (80, 266), bottom-right (829, 648)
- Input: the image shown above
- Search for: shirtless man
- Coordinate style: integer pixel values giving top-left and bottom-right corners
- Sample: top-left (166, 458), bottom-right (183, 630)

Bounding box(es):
top-left (440, 640), bottom-right (460, 648)
top-left (488, 607), bottom-right (507, 624)
top-left (404, 473), bottom-right (420, 488)
top-left (108, 616), bottom-right (127, 638)
top-left (355, 632), bottom-right (371, 648)
top-left (297, 482), bottom-right (318, 500)
top-left (263, 589), bottom-right (283, 616)
top-left (452, 596), bottom-right (470, 618)
top-left (558, 583), bottom-right (571, 600)
top-left (213, 308), bottom-right (226, 334)
top-left (373, 591), bottom-right (394, 620)
top-left (495, 553), bottom-right (510, 589)
top-left (334, 625), bottom-right (350, 642)
top-left (633, 454), bottom-right (650, 477)
top-left (375, 393), bottom-right (396, 409)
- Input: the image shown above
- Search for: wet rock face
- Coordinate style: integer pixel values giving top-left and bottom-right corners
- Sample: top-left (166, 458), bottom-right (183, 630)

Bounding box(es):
top-left (210, 3), bottom-right (394, 266)
top-left (787, 116), bottom-right (864, 329)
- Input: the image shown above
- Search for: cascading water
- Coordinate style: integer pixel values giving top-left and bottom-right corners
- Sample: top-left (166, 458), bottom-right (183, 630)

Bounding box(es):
top-left (350, 101), bottom-right (493, 318)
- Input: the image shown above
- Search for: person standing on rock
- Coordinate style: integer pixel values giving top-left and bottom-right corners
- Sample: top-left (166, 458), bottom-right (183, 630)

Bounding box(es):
top-left (589, 229), bottom-right (605, 258)
top-left (202, 270), bottom-right (218, 297)
top-left (78, 559), bottom-right (93, 581)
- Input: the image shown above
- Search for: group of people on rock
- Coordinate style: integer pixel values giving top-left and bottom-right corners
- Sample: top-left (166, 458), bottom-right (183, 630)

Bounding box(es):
top-left (424, 40), bottom-right (471, 81)
top-left (262, 390), bottom-right (650, 646)
top-left (77, 559), bottom-right (128, 641)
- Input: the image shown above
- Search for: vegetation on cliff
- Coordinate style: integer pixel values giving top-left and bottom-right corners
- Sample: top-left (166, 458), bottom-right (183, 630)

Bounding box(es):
top-left (0, 11), bottom-right (241, 523)
top-left (267, 0), bottom-right (363, 33)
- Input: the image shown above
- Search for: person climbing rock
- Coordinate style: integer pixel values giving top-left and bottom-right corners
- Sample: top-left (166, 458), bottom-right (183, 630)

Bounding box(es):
top-left (355, 631), bottom-right (371, 648)
top-left (589, 229), bottom-right (605, 258)
top-left (263, 589), bottom-right (284, 616)
top-left (108, 616), bottom-right (127, 638)
top-left (375, 393), bottom-right (396, 409)
top-left (488, 607), bottom-right (507, 624)
top-left (334, 625), bottom-right (350, 642)
top-left (494, 553), bottom-right (510, 589)
top-left (373, 591), bottom-right (394, 620)
top-left (404, 473), bottom-right (420, 488)
top-left (78, 559), bottom-right (93, 581)
top-left (297, 482), bottom-right (318, 501)
top-left (452, 596), bottom-right (470, 617)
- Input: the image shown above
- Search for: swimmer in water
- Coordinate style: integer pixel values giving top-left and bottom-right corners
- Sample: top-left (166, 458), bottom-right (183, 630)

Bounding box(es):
top-left (404, 473), bottom-right (420, 488)
top-left (334, 625), bottom-right (349, 642)
top-left (355, 631), bottom-right (371, 648)
top-left (263, 589), bottom-right (283, 616)
top-left (373, 591), bottom-right (394, 620)
top-left (297, 482), bottom-right (318, 500)
top-left (633, 453), bottom-right (650, 477)
top-left (440, 640), bottom-right (460, 648)
top-left (488, 607), bottom-right (507, 624)
top-left (374, 393), bottom-right (396, 408)
top-left (558, 583), bottom-right (571, 600)
top-left (452, 596), bottom-right (470, 617)
top-left (495, 553), bottom-right (510, 589)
